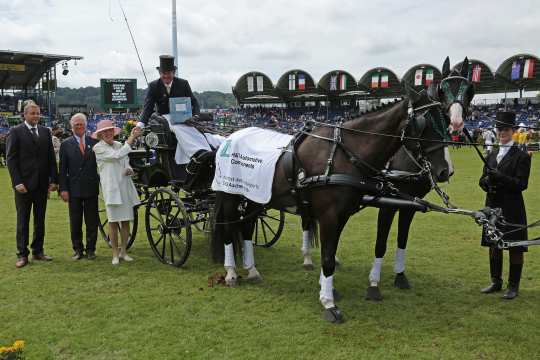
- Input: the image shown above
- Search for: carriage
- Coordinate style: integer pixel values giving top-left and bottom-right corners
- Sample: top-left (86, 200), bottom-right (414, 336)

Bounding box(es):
top-left (96, 113), bottom-right (285, 267)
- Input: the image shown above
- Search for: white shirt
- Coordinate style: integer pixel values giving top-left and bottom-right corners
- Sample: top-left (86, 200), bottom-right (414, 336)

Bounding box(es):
top-left (24, 121), bottom-right (39, 137)
top-left (164, 82), bottom-right (172, 95)
top-left (497, 140), bottom-right (514, 164)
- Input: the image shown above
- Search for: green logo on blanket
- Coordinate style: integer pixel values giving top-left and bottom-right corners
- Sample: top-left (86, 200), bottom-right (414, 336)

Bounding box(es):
top-left (220, 140), bottom-right (232, 158)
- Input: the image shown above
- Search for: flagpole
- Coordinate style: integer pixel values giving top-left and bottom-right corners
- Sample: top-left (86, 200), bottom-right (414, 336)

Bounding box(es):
top-left (172, 0), bottom-right (178, 73)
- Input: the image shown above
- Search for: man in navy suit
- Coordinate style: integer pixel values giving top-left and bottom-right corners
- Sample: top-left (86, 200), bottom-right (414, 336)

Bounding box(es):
top-left (6, 102), bottom-right (58, 268)
top-left (139, 55), bottom-right (200, 125)
top-left (59, 113), bottom-right (100, 260)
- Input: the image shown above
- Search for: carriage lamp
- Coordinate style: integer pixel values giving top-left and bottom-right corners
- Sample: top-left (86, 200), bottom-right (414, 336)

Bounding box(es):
top-left (145, 132), bottom-right (159, 148)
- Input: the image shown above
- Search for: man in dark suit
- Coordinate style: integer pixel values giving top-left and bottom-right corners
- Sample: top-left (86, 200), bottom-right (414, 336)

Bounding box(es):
top-left (479, 111), bottom-right (531, 299)
top-left (59, 113), bottom-right (100, 260)
top-left (139, 55), bottom-right (200, 125)
top-left (6, 102), bottom-right (58, 268)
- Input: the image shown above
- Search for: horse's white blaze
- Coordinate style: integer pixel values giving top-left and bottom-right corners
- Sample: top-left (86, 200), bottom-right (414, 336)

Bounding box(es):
top-left (242, 240), bottom-right (255, 269)
top-left (448, 103), bottom-right (464, 132)
top-left (319, 271), bottom-right (335, 309)
top-left (394, 248), bottom-right (406, 274)
top-left (369, 257), bottom-right (384, 286)
top-left (224, 243), bottom-right (235, 268)
top-left (444, 146), bottom-right (454, 177)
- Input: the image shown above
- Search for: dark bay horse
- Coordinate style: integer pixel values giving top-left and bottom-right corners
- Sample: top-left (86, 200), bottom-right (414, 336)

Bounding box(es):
top-left (212, 95), bottom-right (451, 323)
top-left (364, 57), bottom-right (475, 300)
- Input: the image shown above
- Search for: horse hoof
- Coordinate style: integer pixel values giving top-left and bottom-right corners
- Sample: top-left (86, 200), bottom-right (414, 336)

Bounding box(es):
top-left (333, 288), bottom-right (342, 302)
top-left (365, 286), bottom-right (383, 301)
top-left (225, 277), bottom-right (237, 287)
top-left (303, 263), bottom-right (314, 271)
top-left (322, 307), bottom-right (344, 324)
top-left (246, 274), bottom-right (263, 283)
top-left (394, 273), bottom-right (411, 289)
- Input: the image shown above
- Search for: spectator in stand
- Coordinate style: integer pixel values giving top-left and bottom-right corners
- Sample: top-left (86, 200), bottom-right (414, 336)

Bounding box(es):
top-left (6, 101), bottom-right (58, 268)
top-left (92, 120), bottom-right (141, 265)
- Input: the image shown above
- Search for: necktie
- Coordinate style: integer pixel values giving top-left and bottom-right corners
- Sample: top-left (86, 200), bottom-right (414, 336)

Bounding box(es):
top-left (79, 136), bottom-right (85, 154)
top-left (31, 127), bottom-right (38, 139)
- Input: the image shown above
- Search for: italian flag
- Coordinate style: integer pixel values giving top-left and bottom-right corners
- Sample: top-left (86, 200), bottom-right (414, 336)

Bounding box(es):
top-left (425, 69), bottom-right (434, 86)
top-left (371, 74), bottom-right (379, 88)
top-left (523, 58), bottom-right (535, 79)
top-left (339, 74), bottom-right (347, 90)
top-left (414, 69), bottom-right (423, 86)
top-left (380, 74), bottom-right (389, 88)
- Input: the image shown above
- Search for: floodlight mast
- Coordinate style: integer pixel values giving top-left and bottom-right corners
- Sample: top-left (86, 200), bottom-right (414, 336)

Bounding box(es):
top-left (172, 0), bottom-right (178, 74)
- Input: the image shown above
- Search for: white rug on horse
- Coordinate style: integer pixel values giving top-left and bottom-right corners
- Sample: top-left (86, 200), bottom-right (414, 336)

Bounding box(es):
top-left (212, 127), bottom-right (293, 204)
top-left (163, 114), bottom-right (225, 164)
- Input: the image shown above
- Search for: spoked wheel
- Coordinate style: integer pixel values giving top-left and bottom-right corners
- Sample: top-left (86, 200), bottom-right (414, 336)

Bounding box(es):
top-left (253, 209), bottom-right (285, 248)
top-left (98, 196), bottom-right (138, 249)
top-left (145, 188), bottom-right (192, 267)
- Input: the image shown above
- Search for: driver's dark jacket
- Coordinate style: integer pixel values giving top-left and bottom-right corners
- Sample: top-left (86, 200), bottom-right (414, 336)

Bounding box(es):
top-left (479, 145), bottom-right (530, 249)
top-left (140, 77), bottom-right (200, 125)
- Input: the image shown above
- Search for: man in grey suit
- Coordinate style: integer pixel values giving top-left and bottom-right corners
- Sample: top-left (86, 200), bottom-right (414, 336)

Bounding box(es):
top-left (59, 113), bottom-right (100, 260)
top-left (6, 102), bottom-right (58, 268)
top-left (139, 55), bottom-right (200, 125)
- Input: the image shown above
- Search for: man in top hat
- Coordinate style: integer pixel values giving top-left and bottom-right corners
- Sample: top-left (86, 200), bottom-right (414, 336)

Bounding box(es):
top-left (478, 111), bottom-right (531, 299)
top-left (139, 55), bottom-right (200, 125)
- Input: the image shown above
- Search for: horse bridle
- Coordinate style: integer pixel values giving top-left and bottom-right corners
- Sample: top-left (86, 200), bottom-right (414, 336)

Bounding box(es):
top-left (438, 76), bottom-right (473, 116)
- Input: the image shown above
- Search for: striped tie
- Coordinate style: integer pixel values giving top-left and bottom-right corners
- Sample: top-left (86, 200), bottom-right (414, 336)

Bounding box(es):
top-left (79, 136), bottom-right (85, 154)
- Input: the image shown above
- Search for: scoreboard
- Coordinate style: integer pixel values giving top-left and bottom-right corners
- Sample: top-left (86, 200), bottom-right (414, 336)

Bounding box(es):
top-left (100, 78), bottom-right (137, 109)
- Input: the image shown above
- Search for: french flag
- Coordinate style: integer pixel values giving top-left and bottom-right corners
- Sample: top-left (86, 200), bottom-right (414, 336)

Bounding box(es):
top-left (298, 74), bottom-right (305, 90)
top-left (523, 59), bottom-right (535, 79)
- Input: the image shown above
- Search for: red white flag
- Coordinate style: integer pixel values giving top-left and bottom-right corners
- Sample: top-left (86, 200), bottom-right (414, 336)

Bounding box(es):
top-left (380, 74), bottom-right (389, 88)
top-left (472, 64), bottom-right (482, 82)
top-left (414, 69), bottom-right (423, 86)
top-left (523, 58), bottom-right (535, 79)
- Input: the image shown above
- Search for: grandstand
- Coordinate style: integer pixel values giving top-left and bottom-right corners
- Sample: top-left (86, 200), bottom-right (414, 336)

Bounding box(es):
top-left (0, 50), bottom-right (83, 127)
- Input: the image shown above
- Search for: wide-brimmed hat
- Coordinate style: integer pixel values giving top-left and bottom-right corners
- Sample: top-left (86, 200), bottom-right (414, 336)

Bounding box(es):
top-left (92, 119), bottom-right (121, 139)
top-left (495, 111), bottom-right (516, 130)
top-left (156, 55), bottom-right (176, 72)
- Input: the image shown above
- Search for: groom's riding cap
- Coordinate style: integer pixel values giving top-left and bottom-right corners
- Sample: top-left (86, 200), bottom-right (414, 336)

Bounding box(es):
top-left (139, 55), bottom-right (200, 125)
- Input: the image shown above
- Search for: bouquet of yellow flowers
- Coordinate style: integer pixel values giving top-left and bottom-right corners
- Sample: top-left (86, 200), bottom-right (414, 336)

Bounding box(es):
top-left (0, 340), bottom-right (25, 360)
top-left (123, 119), bottom-right (137, 136)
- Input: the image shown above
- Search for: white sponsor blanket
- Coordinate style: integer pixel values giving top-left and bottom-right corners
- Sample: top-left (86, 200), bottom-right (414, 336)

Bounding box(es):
top-left (163, 114), bottom-right (225, 164)
top-left (212, 127), bottom-right (293, 204)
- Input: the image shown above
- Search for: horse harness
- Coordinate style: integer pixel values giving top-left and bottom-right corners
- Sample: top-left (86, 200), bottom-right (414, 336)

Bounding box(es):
top-left (279, 101), bottom-right (448, 217)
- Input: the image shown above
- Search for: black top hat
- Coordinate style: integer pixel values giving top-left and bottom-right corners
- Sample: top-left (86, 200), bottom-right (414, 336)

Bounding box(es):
top-left (156, 55), bottom-right (177, 72)
top-left (495, 111), bottom-right (516, 129)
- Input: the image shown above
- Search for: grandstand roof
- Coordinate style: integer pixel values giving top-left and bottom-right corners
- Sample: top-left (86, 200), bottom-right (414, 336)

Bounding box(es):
top-left (318, 70), bottom-right (357, 94)
top-left (275, 69), bottom-right (317, 97)
top-left (233, 71), bottom-right (278, 103)
top-left (402, 64), bottom-right (441, 91)
top-left (495, 54), bottom-right (540, 92)
top-left (358, 67), bottom-right (402, 98)
top-left (452, 59), bottom-right (512, 94)
top-left (0, 50), bottom-right (83, 90)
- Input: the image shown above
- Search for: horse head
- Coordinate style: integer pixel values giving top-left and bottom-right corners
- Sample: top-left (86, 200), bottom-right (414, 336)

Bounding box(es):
top-left (404, 86), bottom-right (453, 182)
top-left (427, 56), bottom-right (475, 133)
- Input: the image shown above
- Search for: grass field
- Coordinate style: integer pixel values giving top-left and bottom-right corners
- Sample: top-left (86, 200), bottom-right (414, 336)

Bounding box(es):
top-left (1, 148), bottom-right (540, 359)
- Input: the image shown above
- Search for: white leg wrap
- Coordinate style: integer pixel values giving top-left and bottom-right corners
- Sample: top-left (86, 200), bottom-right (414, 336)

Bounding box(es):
top-left (301, 230), bottom-right (312, 256)
top-left (394, 248), bottom-right (406, 274)
top-left (319, 270), bottom-right (335, 309)
top-left (224, 243), bottom-right (235, 269)
top-left (369, 258), bottom-right (383, 286)
top-left (242, 240), bottom-right (255, 269)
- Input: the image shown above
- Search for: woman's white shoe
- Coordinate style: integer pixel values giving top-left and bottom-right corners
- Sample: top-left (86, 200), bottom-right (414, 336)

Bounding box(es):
top-left (120, 254), bottom-right (133, 262)
top-left (112, 256), bottom-right (120, 265)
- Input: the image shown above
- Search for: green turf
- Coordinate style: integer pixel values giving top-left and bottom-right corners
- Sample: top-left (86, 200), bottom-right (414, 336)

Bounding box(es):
top-left (1, 148), bottom-right (540, 359)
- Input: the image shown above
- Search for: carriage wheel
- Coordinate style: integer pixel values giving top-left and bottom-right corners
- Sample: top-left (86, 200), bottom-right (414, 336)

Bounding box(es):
top-left (253, 209), bottom-right (285, 248)
top-left (145, 188), bottom-right (192, 267)
top-left (98, 199), bottom-right (138, 250)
